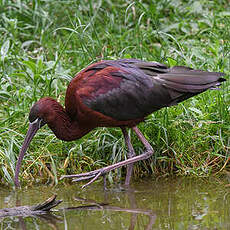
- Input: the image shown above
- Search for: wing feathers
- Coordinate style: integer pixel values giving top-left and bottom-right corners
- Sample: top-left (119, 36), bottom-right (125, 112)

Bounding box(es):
top-left (156, 66), bottom-right (225, 93)
top-left (78, 59), bottom-right (226, 121)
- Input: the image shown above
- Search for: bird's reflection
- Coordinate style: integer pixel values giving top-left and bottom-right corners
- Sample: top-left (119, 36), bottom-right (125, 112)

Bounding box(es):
top-left (0, 187), bottom-right (156, 230)
top-left (72, 187), bottom-right (156, 230)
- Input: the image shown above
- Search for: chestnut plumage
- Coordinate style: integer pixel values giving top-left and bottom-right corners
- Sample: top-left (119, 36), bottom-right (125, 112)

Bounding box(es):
top-left (14, 59), bottom-right (226, 187)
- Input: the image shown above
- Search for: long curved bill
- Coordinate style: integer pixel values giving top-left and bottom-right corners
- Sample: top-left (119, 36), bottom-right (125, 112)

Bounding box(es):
top-left (14, 119), bottom-right (41, 187)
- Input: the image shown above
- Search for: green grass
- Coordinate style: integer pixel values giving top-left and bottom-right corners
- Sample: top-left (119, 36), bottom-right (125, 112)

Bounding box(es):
top-left (0, 0), bottom-right (229, 186)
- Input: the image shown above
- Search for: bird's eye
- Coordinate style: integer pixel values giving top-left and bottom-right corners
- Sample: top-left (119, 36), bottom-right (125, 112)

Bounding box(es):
top-left (29, 117), bottom-right (46, 129)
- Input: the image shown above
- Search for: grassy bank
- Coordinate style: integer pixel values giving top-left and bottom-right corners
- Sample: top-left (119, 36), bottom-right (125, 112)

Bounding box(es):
top-left (0, 0), bottom-right (229, 186)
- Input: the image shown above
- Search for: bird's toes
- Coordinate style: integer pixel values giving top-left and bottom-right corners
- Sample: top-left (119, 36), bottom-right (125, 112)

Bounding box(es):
top-left (72, 174), bottom-right (97, 182)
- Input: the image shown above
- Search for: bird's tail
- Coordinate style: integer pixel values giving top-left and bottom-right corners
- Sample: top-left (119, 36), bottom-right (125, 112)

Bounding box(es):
top-left (158, 66), bottom-right (226, 106)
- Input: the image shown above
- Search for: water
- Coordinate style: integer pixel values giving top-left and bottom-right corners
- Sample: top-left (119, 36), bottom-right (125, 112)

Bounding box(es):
top-left (0, 177), bottom-right (230, 229)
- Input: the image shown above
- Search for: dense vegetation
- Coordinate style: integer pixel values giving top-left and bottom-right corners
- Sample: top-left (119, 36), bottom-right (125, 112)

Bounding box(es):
top-left (0, 0), bottom-right (229, 187)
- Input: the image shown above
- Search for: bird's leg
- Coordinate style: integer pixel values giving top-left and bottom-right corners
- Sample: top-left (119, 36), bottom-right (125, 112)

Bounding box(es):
top-left (103, 174), bottom-right (107, 191)
top-left (121, 127), bottom-right (136, 186)
top-left (60, 126), bottom-right (153, 188)
top-left (132, 126), bottom-right (153, 151)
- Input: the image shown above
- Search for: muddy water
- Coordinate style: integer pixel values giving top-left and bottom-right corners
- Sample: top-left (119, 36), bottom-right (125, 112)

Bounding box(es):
top-left (0, 177), bottom-right (229, 229)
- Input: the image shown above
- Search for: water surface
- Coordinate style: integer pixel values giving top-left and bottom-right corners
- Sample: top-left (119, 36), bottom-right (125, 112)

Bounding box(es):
top-left (0, 177), bottom-right (229, 229)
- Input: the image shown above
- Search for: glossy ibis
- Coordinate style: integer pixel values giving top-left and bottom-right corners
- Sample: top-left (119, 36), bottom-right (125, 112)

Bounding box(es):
top-left (14, 59), bottom-right (226, 188)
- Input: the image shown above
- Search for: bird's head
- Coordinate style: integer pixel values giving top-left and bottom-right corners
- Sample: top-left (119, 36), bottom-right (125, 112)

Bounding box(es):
top-left (14, 98), bottom-right (53, 187)
top-left (28, 102), bottom-right (47, 127)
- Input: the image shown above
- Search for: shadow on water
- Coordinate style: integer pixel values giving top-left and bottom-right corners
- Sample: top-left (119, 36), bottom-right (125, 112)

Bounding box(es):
top-left (0, 177), bottom-right (230, 229)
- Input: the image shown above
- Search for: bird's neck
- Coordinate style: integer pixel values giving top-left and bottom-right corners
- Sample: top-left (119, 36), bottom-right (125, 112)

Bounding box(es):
top-left (46, 100), bottom-right (92, 141)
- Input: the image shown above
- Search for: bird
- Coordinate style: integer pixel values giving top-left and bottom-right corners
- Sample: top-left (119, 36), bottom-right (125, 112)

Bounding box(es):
top-left (14, 59), bottom-right (226, 188)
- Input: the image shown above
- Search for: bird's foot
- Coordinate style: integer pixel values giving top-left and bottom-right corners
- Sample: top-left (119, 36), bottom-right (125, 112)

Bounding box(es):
top-left (60, 168), bottom-right (106, 189)
top-left (60, 147), bottom-right (153, 189)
